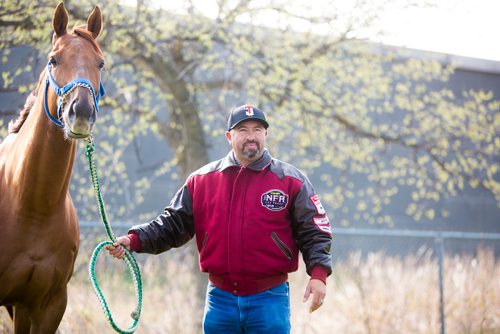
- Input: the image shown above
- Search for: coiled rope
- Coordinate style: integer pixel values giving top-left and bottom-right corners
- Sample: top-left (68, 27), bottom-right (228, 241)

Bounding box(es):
top-left (85, 137), bottom-right (143, 333)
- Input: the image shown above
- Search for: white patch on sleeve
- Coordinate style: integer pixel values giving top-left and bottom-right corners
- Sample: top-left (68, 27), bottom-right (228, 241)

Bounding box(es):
top-left (313, 216), bottom-right (331, 234)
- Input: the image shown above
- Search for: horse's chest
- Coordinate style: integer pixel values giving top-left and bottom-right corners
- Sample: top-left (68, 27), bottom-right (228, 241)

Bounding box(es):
top-left (0, 218), bottom-right (78, 285)
top-left (0, 246), bottom-right (77, 303)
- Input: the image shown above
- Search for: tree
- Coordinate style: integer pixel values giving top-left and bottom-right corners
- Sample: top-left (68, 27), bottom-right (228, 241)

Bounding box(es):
top-left (2, 0), bottom-right (498, 224)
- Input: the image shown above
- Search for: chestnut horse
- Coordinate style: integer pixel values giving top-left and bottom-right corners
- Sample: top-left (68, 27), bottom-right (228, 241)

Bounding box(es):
top-left (0, 3), bottom-right (105, 333)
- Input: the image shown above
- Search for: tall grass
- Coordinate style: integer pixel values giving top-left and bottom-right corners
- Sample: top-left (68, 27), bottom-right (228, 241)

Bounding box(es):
top-left (1, 247), bottom-right (499, 333)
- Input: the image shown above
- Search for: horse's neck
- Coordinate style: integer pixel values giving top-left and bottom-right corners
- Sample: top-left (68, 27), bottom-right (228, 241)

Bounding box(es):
top-left (10, 97), bottom-right (77, 212)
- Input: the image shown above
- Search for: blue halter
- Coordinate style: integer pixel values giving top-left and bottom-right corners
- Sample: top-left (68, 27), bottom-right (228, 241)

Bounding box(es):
top-left (44, 61), bottom-right (106, 127)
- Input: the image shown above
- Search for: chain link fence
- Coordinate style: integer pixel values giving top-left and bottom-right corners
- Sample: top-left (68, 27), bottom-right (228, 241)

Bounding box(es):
top-left (74, 221), bottom-right (500, 333)
top-left (333, 227), bottom-right (500, 334)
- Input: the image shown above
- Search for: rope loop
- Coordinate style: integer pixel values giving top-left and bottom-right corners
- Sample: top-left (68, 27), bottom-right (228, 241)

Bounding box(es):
top-left (85, 138), bottom-right (143, 333)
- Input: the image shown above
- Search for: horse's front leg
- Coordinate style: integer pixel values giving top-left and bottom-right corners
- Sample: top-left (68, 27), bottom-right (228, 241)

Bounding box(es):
top-left (12, 305), bottom-right (31, 334)
top-left (27, 287), bottom-right (68, 334)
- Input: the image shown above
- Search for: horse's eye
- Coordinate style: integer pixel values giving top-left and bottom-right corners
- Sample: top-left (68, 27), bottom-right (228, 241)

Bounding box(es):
top-left (98, 60), bottom-right (105, 70)
top-left (49, 56), bottom-right (58, 67)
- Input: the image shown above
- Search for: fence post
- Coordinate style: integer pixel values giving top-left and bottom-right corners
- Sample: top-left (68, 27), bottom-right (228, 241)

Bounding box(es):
top-left (435, 236), bottom-right (446, 334)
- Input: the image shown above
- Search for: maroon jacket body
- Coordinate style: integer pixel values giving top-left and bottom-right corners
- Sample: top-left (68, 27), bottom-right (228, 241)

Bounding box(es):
top-left (128, 149), bottom-right (332, 296)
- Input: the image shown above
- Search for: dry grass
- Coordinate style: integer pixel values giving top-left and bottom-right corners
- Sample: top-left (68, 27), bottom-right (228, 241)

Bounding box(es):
top-left (1, 247), bottom-right (499, 333)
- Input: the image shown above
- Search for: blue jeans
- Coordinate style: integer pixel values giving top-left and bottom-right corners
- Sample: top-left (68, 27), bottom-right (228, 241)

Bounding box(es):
top-left (203, 282), bottom-right (291, 334)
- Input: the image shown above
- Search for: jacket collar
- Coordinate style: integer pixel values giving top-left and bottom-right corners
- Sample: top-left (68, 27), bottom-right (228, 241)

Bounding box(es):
top-left (221, 149), bottom-right (272, 171)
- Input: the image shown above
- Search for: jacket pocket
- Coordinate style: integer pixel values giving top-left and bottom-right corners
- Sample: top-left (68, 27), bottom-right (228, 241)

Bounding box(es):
top-left (271, 232), bottom-right (292, 260)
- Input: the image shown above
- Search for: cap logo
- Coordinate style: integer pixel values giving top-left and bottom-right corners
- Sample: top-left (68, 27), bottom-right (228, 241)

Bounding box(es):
top-left (244, 105), bottom-right (254, 116)
top-left (261, 189), bottom-right (289, 211)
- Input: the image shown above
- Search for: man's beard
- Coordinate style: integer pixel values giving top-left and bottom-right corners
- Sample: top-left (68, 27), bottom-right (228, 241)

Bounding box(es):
top-left (242, 141), bottom-right (260, 159)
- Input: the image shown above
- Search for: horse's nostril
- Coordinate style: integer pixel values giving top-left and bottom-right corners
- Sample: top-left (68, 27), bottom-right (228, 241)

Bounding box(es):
top-left (89, 107), bottom-right (97, 124)
top-left (69, 94), bottom-right (95, 123)
top-left (68, 100), bottom-right (77, 121)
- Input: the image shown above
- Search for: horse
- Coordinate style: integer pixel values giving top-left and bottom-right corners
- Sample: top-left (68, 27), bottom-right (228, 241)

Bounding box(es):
top-left (0, 3), bottom-right (105, 332)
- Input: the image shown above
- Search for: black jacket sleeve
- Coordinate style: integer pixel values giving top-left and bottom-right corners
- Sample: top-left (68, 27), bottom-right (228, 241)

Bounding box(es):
top-left (128, 183), bottom-right (195, 254)
top-left (292, 180), bottom-right (333, 276)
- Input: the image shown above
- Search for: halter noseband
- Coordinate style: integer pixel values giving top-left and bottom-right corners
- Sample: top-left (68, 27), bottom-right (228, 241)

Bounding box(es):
top-left (44, 61), bottom-right (106, 127)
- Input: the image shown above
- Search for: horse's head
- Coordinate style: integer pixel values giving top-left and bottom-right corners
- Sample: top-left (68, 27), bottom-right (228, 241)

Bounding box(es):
top-left (46, 2), bottom-right (104, 139)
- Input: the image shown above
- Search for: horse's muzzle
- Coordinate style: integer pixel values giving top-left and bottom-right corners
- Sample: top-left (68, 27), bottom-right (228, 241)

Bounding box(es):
top-left (64, 89), bottom-right (97, 138)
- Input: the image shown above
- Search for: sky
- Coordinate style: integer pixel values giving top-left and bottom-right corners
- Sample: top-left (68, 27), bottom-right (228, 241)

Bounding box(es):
top-left (374, 0), bottom-right (500, 62)
top-left (120, 0), bottom-right (500, 62)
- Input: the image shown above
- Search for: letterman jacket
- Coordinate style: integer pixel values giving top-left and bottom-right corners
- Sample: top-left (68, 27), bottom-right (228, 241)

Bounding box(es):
top-left (127, 149), bottom-right (332, 296)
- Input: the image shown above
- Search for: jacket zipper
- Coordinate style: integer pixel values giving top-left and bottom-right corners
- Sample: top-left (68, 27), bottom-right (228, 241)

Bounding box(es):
top-left (271, 232), bottom-right (292, 260)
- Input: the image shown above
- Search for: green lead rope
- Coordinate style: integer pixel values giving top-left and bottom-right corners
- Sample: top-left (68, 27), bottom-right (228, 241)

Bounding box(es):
top-left (85, 138), bottom-right (143, 334)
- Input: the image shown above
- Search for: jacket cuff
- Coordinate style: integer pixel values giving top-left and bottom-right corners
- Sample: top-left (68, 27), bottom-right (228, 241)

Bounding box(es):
top-left (127, 232), bottom-right (141, 252)
top-left (310, 266), bottom-right (329, 284)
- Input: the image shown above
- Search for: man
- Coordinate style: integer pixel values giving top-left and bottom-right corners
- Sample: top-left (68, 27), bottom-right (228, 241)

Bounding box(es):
top-left (107, 105), bottom-right (332, 333)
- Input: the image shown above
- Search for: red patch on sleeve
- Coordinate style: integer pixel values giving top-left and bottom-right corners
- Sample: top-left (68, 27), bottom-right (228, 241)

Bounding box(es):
top-left (310, 194), bottom-right (326, 215)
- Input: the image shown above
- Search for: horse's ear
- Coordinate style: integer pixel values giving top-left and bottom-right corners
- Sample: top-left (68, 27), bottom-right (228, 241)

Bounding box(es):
top-left (87, 6), bottom-right (102, 39)
top-left (52, 2), bottom-right (68, 39)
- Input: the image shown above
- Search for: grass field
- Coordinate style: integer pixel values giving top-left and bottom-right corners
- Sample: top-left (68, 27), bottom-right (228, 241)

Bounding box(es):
top-left (1, 246), bottom-right (499, 333)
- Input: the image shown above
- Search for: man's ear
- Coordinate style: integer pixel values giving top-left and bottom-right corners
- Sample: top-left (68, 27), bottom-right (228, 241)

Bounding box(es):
top-left (225, 131), bottom-right (232, 144)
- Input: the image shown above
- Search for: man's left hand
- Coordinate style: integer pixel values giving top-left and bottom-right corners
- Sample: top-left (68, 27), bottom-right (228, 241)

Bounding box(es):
top-left (303, 278), bottom-right (326, 313)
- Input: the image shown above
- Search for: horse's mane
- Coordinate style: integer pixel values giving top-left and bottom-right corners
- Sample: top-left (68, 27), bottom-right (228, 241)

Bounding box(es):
top-left (8, 89), bottom-right (38, 134)
top-left (8, 26), bottom-right (102, 134)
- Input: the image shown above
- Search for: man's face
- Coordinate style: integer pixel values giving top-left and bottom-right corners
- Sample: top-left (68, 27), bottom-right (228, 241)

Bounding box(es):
top-left (226, 120), bottom-right (267, 166)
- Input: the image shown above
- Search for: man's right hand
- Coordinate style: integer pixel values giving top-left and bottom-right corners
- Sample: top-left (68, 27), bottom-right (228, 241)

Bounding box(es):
top-left (105, 235), bottom-right (131, 260)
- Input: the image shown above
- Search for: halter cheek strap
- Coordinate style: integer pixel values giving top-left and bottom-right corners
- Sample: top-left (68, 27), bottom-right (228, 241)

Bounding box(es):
top-left (44, 61), bottom-right (106, 127)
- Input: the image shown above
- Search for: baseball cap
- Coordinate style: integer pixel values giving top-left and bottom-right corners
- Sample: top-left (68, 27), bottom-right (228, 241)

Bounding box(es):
top-left (227, 105), bottom-right (269, 130)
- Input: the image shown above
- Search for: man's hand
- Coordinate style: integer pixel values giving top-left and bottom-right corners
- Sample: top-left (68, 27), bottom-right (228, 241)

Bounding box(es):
top-left (105, 235), bottom-right (131, 260)
top-left (303, 278), bottom-right (326, 313)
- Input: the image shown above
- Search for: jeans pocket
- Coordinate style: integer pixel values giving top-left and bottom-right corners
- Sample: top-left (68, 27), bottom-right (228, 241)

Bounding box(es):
top-left (265, 282), bottom-right (289, 297)
top-left (206, 282), bottom-right (218, 295)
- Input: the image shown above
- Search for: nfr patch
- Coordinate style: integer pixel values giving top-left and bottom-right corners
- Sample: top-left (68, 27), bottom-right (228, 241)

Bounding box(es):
top-left (261, 189), bottom-right (289, 211)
